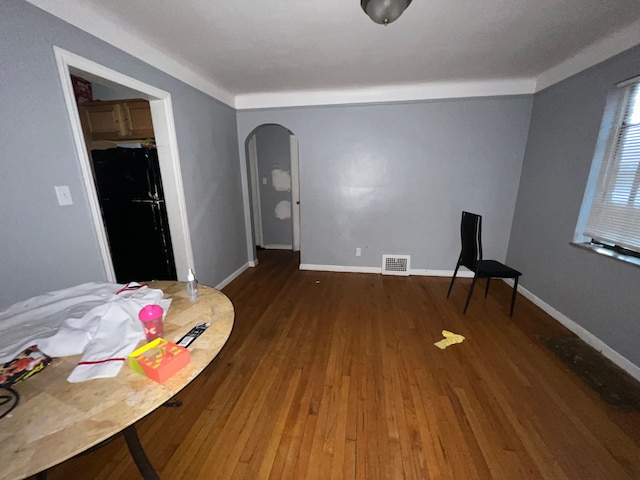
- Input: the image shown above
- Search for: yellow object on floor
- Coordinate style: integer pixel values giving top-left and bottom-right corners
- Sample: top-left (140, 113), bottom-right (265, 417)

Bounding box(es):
top-left (434, 330), bottom-right (465, 349)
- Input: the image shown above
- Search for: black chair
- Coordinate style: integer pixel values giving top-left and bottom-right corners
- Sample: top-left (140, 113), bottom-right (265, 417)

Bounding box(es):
top-left (447, 211), bottom-right (522, 316)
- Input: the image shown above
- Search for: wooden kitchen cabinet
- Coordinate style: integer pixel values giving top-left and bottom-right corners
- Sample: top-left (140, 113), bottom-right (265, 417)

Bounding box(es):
top-left (78, 99), bottom-right (154, 141)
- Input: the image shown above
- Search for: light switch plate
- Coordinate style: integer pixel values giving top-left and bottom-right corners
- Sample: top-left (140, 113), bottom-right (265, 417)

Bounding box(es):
top-left (55, 185), bottom-right (73, 206)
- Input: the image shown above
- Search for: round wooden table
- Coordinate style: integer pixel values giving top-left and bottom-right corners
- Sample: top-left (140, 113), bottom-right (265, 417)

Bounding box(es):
top-left (0, 281), bottom-right (234, 480)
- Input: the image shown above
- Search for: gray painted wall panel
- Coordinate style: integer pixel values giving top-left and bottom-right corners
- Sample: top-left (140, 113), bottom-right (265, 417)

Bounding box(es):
top-left (0, 2), bottom-right (246, 308)
top-left (507, 44), bottom-right (640, 366)
top-left (237, 97), bottom-right (533, 271)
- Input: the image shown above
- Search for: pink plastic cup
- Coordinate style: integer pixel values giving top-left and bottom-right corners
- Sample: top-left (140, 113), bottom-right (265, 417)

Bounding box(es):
top-left (138, 304), bottom-right (164, 342)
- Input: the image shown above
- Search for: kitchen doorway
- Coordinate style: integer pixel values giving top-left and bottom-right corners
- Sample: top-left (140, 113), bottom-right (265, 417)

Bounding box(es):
top-left (54, 47), bottom-right (193, 282)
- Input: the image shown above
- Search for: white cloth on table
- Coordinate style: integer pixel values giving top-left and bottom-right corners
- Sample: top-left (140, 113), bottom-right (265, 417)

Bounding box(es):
top-left (0, 282), bottom-right (171, 382)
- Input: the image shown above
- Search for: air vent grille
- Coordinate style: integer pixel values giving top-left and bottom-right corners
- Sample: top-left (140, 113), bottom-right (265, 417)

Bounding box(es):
top-left (382, 254), bottom-right (410, 276)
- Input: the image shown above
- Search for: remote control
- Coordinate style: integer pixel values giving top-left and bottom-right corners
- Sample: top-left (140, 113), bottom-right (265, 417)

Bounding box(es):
top-left (176, 322), bottom-right (211, 348)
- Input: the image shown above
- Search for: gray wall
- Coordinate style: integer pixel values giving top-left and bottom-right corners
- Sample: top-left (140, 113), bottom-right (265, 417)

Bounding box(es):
top-left (238, 97), bottom-right (533, 270)
top-left (507, 44), bottom-right (640, 367)
top-left (255, 125), bottom-right (293, 247)
top-left (0, 1), bottom-right (247, 308)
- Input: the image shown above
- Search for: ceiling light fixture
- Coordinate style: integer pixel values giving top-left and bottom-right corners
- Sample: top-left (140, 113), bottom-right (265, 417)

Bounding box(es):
top-left (361, 0), bottom-right (413, 26)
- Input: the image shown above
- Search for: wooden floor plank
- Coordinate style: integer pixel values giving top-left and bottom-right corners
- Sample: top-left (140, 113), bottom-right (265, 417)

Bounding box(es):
top-left (40, 250), bottom-right (640, 480)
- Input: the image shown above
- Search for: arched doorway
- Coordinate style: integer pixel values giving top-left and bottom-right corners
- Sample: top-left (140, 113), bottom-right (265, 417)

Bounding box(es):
top-left (246, 124), bottom-right (300, 257)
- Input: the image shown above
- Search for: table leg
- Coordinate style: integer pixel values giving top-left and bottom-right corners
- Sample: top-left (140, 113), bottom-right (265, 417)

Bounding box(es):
top-left (123, 424), bottom-right (161, 480)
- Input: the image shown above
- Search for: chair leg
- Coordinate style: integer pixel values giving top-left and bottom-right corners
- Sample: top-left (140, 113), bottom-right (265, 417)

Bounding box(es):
top-left (463, 275), bottom-right (479, 314)
top-left (484, 278), bottom-right (491, 297)
top-left (510, 276), bottom-right (519, 317)
top-left (447, 264), bottom-right (460, 298)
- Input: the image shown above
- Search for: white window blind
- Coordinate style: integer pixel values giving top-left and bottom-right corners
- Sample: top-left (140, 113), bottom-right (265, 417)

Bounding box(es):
top-left (584, 77), bottom-right (640, 252)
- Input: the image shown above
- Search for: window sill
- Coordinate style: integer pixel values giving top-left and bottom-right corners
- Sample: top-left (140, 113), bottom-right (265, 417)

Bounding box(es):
top-left (570, 242), bottom-right (640, 269)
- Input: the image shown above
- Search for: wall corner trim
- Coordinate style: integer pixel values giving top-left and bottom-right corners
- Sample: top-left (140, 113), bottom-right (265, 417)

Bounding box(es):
top-left (535, 17), bottom-right (640, 92)
top-left (29, 1), bottom-right (235, 106)
top-left (235, 78), bottom-right (536, 109)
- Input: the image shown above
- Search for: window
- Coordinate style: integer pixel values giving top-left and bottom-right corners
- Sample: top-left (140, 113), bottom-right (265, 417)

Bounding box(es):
top-left (580, 75), bottom-right (640, 259)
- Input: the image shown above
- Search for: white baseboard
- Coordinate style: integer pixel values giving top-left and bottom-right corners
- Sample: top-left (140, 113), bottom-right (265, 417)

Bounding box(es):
top-left (300, 265), bottom-right (476, 276)
top-left (263, 244), bottom-right (292, 250)
top-left (248, 258), bottom-right (259, 267)
top-left (410, 268), bottom-right (474, 277)
top-left (216, 262), bottom-right (251, 290)
top-left (300, 265), bottom-right (475, 277)
top-left (505, 279), bottom-right (640, 383)
top-left (300, 263), bottom-right (382, 274)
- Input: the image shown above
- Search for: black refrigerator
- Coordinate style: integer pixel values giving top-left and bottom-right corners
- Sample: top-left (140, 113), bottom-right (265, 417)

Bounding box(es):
top-left (91, 147), bottom-right (177, 283)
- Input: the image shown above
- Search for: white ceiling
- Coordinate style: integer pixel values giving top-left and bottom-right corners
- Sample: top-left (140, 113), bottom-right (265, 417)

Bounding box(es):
top-left (27, 0), bottom-right (640, 108)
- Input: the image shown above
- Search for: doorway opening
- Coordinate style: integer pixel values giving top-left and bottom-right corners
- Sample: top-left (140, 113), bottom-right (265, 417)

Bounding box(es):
top-left (246, 124), bottom-right (300, 257)
top-left (54, 47), bottom-right (194, 282)
top-left (73, 76), bottom-right (177, 282)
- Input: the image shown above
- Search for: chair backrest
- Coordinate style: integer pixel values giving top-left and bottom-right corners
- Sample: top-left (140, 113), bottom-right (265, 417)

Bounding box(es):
top-left (459, 211), bottom-right (483, 270)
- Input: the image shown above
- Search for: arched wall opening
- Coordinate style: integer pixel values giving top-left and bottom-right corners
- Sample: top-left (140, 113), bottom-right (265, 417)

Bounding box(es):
top-left (244, 124), bottom-right (300, 263)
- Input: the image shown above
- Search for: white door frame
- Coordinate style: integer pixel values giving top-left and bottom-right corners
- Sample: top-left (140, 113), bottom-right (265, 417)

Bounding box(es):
top-left (54, 46), bottom-right (194, 281)
top-left (247, 135), bottom-right (264, 247)
top-left (290, 134), bottom-right (301, 252)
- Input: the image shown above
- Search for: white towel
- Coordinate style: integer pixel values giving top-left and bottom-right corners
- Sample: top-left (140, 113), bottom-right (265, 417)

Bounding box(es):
top-left (0, 282), bottom-right (171, 382)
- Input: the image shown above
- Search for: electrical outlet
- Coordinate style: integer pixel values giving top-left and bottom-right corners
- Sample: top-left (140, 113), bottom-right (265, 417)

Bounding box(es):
top-left (356, 247), bottom-right (361, 256)
top-left (55, 185), bottom-right (73, 206)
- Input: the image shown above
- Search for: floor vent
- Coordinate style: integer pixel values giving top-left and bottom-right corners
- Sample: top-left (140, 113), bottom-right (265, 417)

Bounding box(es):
top-left (382, 254), bottom-right (410, 276)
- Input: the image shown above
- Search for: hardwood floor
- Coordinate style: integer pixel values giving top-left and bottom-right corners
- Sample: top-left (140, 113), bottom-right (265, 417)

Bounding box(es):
top-left (43, 250), bottom-right (640, 479)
